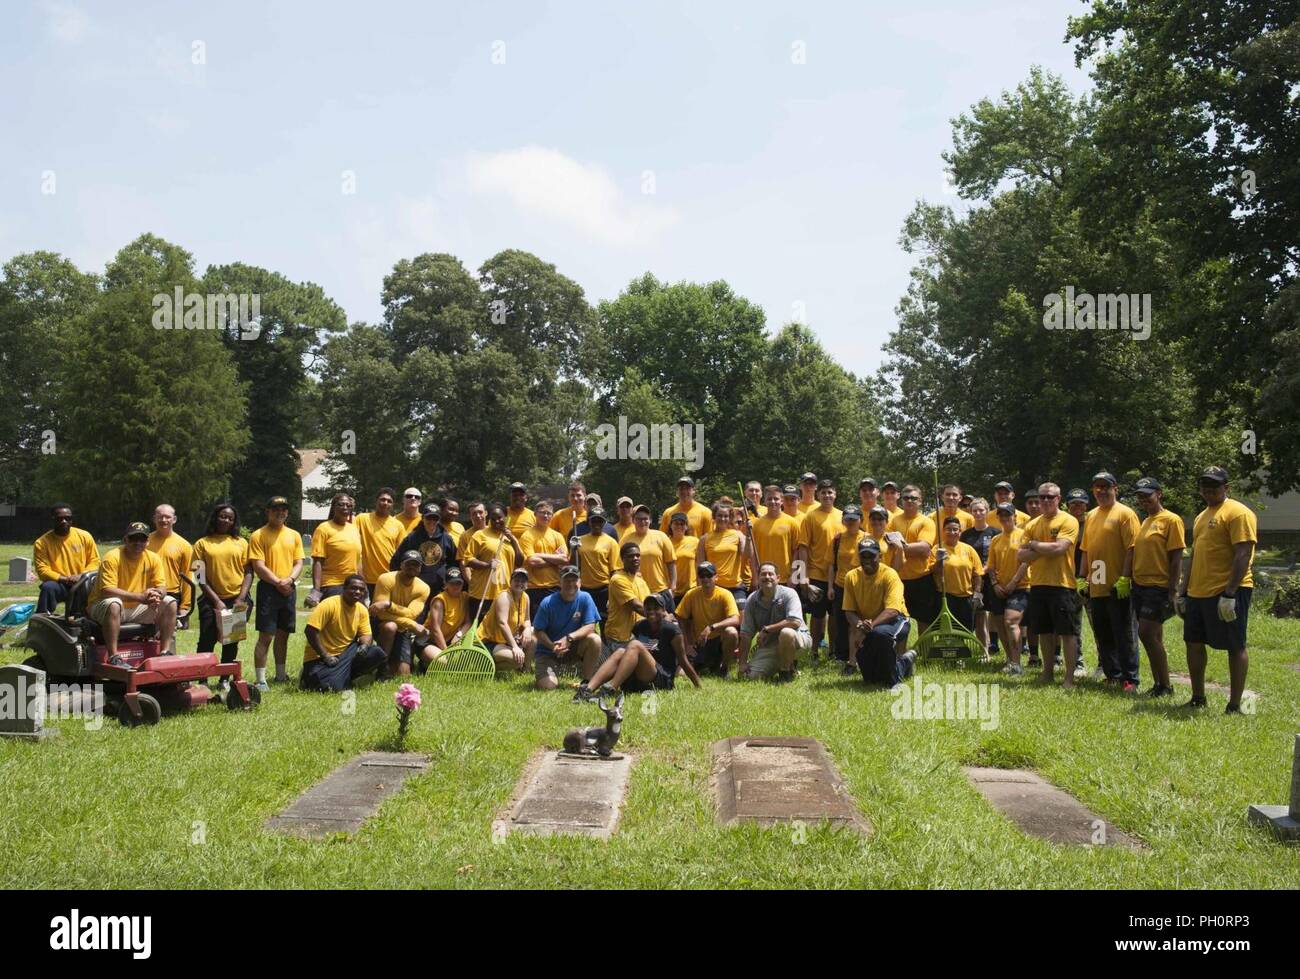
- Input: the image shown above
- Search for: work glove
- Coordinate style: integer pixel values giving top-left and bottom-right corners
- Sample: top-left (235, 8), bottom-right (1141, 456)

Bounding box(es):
top-left (1075, 577), bottom-right (1089, 595)
top-left (970, 591), bottom-right (983, 610)
top-left (1217, 595), bottom-right (1238, 622)
top-left (1114, 576), bottom-right (1131, 599)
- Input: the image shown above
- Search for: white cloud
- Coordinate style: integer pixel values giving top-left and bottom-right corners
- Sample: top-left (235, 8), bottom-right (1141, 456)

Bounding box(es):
top-left (466, 146), bottom-right (678, 246)
top-left (45, 2), bottom-right (89, 43)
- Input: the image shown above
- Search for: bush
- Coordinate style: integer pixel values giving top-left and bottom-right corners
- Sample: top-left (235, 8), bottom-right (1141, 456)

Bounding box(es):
top-left (1269, 574), bottom-right (1300, 619)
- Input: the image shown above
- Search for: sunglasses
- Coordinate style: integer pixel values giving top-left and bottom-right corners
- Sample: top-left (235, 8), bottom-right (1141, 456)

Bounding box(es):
top-left (405, 493), bottom-right (421, 499)
top-left (902, 495), bottom-right (920, 502)
top-left (1040, 493), bottom-right (1059, 500)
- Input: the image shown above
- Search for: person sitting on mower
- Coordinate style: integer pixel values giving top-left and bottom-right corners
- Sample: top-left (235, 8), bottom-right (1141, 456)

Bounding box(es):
top-left (87, 522), bottom-right (178, 662)
top-left (738, 561), bottom-right (811, 681)
top-left (301, 575), bottom-right (386, 692)
top-left (576, 593), bottom-right (700, 701)
top-left (842, 538), bottom-right (915, 685)
top-left (532, 565), bottom-right (602, 690)
top-left (34, 503), bottom-right (100, 614)
top-left (371, 551), bottom-right (433, 678)
top-left (148, 502), bottom-right (194, 646)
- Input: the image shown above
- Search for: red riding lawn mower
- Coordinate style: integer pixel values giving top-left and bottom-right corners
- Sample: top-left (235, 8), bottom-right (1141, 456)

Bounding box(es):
top-left (21, 572), bottom-right (260, 727)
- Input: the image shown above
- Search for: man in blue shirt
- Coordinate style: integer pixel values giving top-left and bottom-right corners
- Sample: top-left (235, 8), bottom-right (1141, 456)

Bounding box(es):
top-left (532, 565), bottom-right (603, 691)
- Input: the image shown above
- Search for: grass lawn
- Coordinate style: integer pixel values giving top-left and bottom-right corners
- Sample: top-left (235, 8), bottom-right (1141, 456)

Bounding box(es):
top-left (1, 538), bottom-right (1298, 889)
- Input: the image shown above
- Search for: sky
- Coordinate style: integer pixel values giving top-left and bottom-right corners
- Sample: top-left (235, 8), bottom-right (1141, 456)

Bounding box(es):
top-left (0, 0), bottom-right (1093, 377)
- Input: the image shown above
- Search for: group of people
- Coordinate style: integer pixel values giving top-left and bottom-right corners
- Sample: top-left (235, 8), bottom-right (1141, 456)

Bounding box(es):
top-left (30, 464), bottom-right (1258, 711)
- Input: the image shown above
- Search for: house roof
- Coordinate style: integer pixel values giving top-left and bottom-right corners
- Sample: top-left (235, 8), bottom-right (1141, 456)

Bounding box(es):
top-left (296, 448), bottom-right (330, 479)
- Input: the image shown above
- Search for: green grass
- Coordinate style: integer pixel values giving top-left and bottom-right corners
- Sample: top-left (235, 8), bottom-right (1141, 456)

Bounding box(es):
top-left (1, 542), bottom-right (1298, 889)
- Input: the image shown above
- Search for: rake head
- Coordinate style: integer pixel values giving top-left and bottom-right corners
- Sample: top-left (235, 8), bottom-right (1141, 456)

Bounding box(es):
top-left (914, 607), bottom-right (984, 662)
top-left (426, 624), bottom-right (496, 681)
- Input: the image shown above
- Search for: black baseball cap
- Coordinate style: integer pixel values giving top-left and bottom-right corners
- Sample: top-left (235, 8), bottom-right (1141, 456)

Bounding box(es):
top-left (399, 550), bottom-right (423, 566)
top-left (644, 593), bottom-right (665, 610)
top-left (857, 538), bottom-right (882, 556)
top-left (633, 503), bottom-right (651, 516)
top-left (800, 472), bottom-right (817, 483)
top-left (267, 495), bottom-right (289, 508)
top-left (1024, 488), bottom-right (1040, 500)
top-left (881, 481), bottom-right (899, 491)
top-left (993, 481), bottom-right (1014, 493)
top-left (698, 561), bottom-right (717, 577)
top-left (587, 507), bottom-right (606, 522)
top-left (1135, 477), bottom-right (1162, 494)
top-left (1066, 488), bottom-right (1090, 504)
top-left (421, 502), bottom-right (441, 518)
top-left (858, 477), bottom-right (877, 488)
top-left (1091, 471), bottom-right (1118, 487)
top-left (511, 566), bottom-right (529, 581)
top-left (782, 485), bottom-right (799, 497)
top-left (868, 506), bottom-right (889, 521)
top-left (509, 481), bottom-right (526, 492)
top-left (995, 502), bottom-right (1015, 516)
top-left (669, 511), bottom-right (687, 524)
top-left (677, 476), bottom-right (695, 487)
top-left (1199, 466), bottom-right (1229, 485)
top-left (445, 567), bottom-right (465, 586)
top-left (560, 565), bottom-right (581, 579)
top-left (843, 505), bottom-right (863, 520)
top-left (124, 521), bottom-right (150, 539)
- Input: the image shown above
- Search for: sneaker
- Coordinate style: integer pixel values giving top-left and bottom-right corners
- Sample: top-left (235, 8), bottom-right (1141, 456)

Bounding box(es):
top-left (1147, 684), bottom-right (1173, 697)
top-left (1224, 702), bottom-right (1242, 715)
top-left (1001, 662), bottom-right (1024, 676)
top-left (1091, 668), bottom-right (1106, 682)
top-left (254, 680), bottom-right (270, 694)
top-left (840, 662), bottom-right (856, 677)
top-left (1073, 664), bottom-right (1088, 680)
top-left (1183, 695), bottom-right (1207, 709)
top-left (1122, 681), bottom-right (1138, 693)
top-left (1027, 656), bottom-right (1041, 668)
top-left (773, 669), bottom-right (796, 684)
top-left (571, 684), bottom-right (593, 704)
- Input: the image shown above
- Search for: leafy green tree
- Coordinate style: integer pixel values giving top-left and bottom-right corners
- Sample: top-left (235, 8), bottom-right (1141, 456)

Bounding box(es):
top-left (580, 369), bottom-right (688, 510)
top-left (382, 252), bottom-right (482, 359)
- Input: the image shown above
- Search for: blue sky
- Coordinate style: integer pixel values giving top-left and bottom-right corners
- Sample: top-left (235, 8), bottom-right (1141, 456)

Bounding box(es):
top-left (1, 0), bottom-right (1092, 376)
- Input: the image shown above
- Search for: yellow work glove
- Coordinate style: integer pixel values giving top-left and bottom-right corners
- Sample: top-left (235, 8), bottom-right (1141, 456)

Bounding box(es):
top-left (1114, 576), bottom-right (1131, 599)
top-left (1075, 577), bottom-right (1089, 595)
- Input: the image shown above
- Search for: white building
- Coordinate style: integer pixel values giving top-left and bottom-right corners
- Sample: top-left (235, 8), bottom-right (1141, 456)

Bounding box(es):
top-left (296, 448), bottom-right (331, 522)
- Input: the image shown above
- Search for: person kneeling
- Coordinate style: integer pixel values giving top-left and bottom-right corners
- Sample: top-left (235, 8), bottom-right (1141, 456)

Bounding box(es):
top-left (301, 575), bottom-right (386, 692)
top-left (579, 594), bottom-right (700, 698)
top-left (485, 568), bottom-right (536, 676)
top-left (738, 562), bottom-right (811, 682)
top-left (842, 539), bottom-right (916, 686)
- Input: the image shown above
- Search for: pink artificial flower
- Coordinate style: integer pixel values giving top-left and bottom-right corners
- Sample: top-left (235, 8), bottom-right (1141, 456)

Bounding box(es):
top-left (395, 683), bottom-right (422, 711)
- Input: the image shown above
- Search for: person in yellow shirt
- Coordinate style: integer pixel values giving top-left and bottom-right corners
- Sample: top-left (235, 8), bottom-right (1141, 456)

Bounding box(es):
top-left (87, 522), bottom-right (177, 660)
top-left (398, 487), bottom-right (425, 534)
top-left (484, 567), bottom-right (535, 675)
top-left (192, 502), bottom-right (252, 670)
top-left (425, 567), bottom-right (471, 653)
top-left (992, 481), bottom-right (1031, 527)
top-left (1081, 471), bottom-right (1142, 688)
top-left (884, 484), bottom-right (939, 631)
top-left (574, 507), bottom-right (619, 618)
top-left (506, 482), bottom-right (536, 534)
top-left (1016, 482), bottom-right (1080, 686)
top-left (987, 502), bottom-right (1029, 675)
top-left (867, 506), bottom-right (897, 571)
top-left (828, 505), bottom-right (867, 667)
top-left (34, 503), bottom-right (100, 614)
top-left (841, 539), bottom-right (915, 684)
top-left (463, 504), bottom-right (526, 623)
top-left (699, 502), bottom-right (749, 607)
top-left (751, 485), bottom-right (800, 584)
top-left (932, 515), bottom-right (984, 632)
top-left (247, 495), bottom-right (305, 689)
top-left (147, 504), bottom-right (193, 645)
top-left (613, 496), bottom-right (637, 540)
top-left (605, 542), bottom-right (651, 657)
top-left (310, 494), bottom-right (361, 603)
top-left (880, 481), bottom-right (903, 519)
top-left (796, 472), bottom-right (818, 513)
top-left (622, 505), bottom-right (677, 608)
top-left (438, 497), bottom-right (466, 547)
top-left (743, 480), bottom-right (768, 519)
top-left (300, 575), bottom-right (386, 691)
top-left (1179, 466), bottom-right (1256, 712)
top-left (356, 487), bottom-right (405, 596)
top-left (857, 477), bottom-right (880, 514)
top-left (675, 562), bottom-right (740, 676)
top-left (371, 552), bottom-right (433, 677)
top-left (1130, 477), bottom-right (1184, 697)
top-left (928, 483), bottom-right (975, 533)
top-left (668, 512), bottom-right (698, 603)
top-left (660, 476), bottom-right (713, 537)
top-left (520, 499), bottom-right (568, 618)
top-left (458, 502), bottom-right (488, 588)
top-left (552, 482), bottom-right (588, 540)
top-left (1023, 488), bottom-right (1042, 520)
top-left (795, 479), bottom-right (843, 654)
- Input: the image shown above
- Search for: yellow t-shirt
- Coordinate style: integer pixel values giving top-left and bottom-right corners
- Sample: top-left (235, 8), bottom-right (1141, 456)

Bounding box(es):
top-left (606, 570), bottom-right (650, 642)
top-left (372, 571), bottom-right (430, 631)
top-left (398, 511), bottom-right (423, 534)
top-left (356, 512), bottom-right (405, 585)
top-left (1024, 511), bottom-right (1078, 589)
top-left (886, 511), bottom-right (936, 580)
top-left (444, 521), bottom-right (467, 548)
top-left (928, 508), bottom-right (976, 533)
top-left (1132, 510), bottom-right (1187, 588)
top-left (551, 507), bottom-right (585, 540)
top-left (842, 565), bottom-right (907, 620)
top-left (615, 520), bottom-right (637, 542)
top-left (482, 590), bottom-right (530, 645)
top-left (672, 535), bottom-right (698, 595)
top-left (622, 529), bottom-right (676, 594)
top-left (429, 591), bottom-right (467, 642)
top-left (659, 500), bottom-right (713, 538)
top-left (833, 528), bottom-right (867, 587)
top-left (883, 505), bottom-right (903, 520)
top-left (304, 595), bottom-right (370, 660)
top-left (938, 540), bottom-right (984, 596)
top-left (34, 528), bottom-right (100, 581)
top-left (311, 519), bottom-right (363, 587)
top-left (751, 512), bottom-right (801, 582)
top-left (520, 526), bottom-right (567, 589)
top-left (1188, 498), bottom-right (1256, 598)
top-left (1082, 502), bottom-right (1141, 596)
top-left (797, 500), bottom-right (817, 514)
top-left (675, 585), bottom-right (739, 628)
top-left (701, 528), bottom-right (746, 588)
top-left (798, 507), bottom-right (844, 582)
top-left (248, 524), bottom-right (305, 580)
top-left (577, 533), bottom-right (619, 590)
top-left (465, 528), bottom-right (515, 601)
top-left (506, 507), bottom-right (536, 535)
top-left (147, 531), bottom-right (193, 607)
top-left (987, 527), bottom-right (1026, 591)
top-left (192, 534), bottom-right (249, 598)
top-left (89, 547), bottom-right (165, 608)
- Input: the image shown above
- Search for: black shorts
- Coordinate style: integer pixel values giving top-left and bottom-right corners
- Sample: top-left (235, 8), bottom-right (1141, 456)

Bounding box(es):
top-left (589, 586), bottom-right (609, 620)
top-left (692, 637), bottom-right (727, 674)
top-left (320, 584), bottom-right (345, 600)
top-left (902, 575), bottom-right (939, 624)
top-left (804, 579), bottom-right (831, 617)
top-left (1183, 589), bottom-right (1251, 651)
top-left (254, 580), bottom-right (296, 634)
top-left (527, 586), bottom-right (558, 623)
top-left (945, 594), bottom-right (975, 631)
top-left (987, 588), bottom-right (1029, 616)
top-left (1132, 584), bottom-right (1174, 623)
top-left (388, 630), bottom-right (414, 665)
top-left (1027, 586), bottom-right (1074, 636)
top-left (623, 662), bottom-right (675, 693)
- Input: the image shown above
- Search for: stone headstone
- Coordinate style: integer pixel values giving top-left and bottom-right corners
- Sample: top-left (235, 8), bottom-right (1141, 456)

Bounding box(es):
top-left (1169, 671), bottom-right (1256, 699)
top-left (266, 752), bottom-right (429, 838)
top-left (0, 663), bottom-right (55, 739)
top-left (7, 557), bottom-right (30, 584)
top-left (965, 767), bottom-right (1142, 848)
top-left (711, 736), bottom-right (870, 835)
top-left (1246, 734), bottom-right (1300, 842)
top-left (499, 750), bottom-right (633, 838)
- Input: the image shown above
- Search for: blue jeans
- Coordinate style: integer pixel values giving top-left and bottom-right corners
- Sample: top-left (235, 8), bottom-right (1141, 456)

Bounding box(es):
top-left (858, 618), bottom-right (912, 685)
top-left (37, 580), bottom-right (70, 614)
top-left (300, 639), bottom-right (386, 691)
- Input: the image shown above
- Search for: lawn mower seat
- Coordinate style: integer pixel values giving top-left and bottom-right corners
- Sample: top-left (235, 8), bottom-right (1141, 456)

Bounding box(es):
top-left (69, 572), bottom-right (158, 642)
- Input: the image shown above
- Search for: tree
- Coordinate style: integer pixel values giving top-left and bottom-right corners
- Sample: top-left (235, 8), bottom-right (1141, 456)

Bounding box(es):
top-left (580, 369), bottom-right (689, 508)
top-left (382, 252), bottom-right (482, 360)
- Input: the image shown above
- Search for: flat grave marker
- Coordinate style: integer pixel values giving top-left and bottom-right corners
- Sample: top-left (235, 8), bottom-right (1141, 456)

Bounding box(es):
top-left (266, 752), bottom-right (429, 838)
top-left (965, 766), bottom-right (1142, 848)
top-left (499, 750), bottom-right (633, 839)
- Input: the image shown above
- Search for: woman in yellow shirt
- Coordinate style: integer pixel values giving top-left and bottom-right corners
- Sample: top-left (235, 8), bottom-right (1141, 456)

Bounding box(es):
top-left (193, 502), bottom-right (253, 669)
top-left (309, 494), bottom-right (361, 603)
top-left (698, 502), bottom-right (748, 606)
top-left (425, 568), bottom-right (470, 656)
top-left (483, 567), bottom-right (534, 674)
top-left (987, 503), bottom-right (1029, 674)
top-left (669, 512), bottom-right (698, 603)
top-left (932, 515), bottom-right (984, 631)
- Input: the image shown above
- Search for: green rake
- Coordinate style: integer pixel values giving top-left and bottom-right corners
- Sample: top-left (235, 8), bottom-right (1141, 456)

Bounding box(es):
top-left (424, 532), bottom-right (508, 682)
top-left (914, 470), bottom-right (985, 662)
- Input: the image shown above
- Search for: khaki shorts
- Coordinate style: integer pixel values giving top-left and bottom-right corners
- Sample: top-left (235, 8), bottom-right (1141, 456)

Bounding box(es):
top-left (89, 595), bottom-right (175, 627)
top-left (746, 629), bottom-right (812, 679)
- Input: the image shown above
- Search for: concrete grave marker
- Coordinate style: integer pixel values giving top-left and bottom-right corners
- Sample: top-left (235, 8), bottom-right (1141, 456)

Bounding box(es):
top-left (7, 557), bottom-right (30, 584)
top-left (1169, 671), bottom-right (1257, 699)
top-left (1246, 734), bottom-right (1300, 842)
top-left (499, 750), bottom-right (633, 839)
top-left (0, 663), bottom-right (56, 739)
top-left (266, 752), bottom-right (429, 838)
top-left (965, 767), bottom-right (1141, 848)
top-left (712, 736), bottom-right (869, 834)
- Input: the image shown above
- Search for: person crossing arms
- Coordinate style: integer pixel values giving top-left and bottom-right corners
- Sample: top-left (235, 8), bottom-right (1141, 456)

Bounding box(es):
top-left (1016, 483), bottom-right (1080, 687)
top-left (1130, 477), bottom-right (1184, 697)
top-left (520, 499), bottom-right (568, 620)
top-left (884, 485), bottom-right (938, 632)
